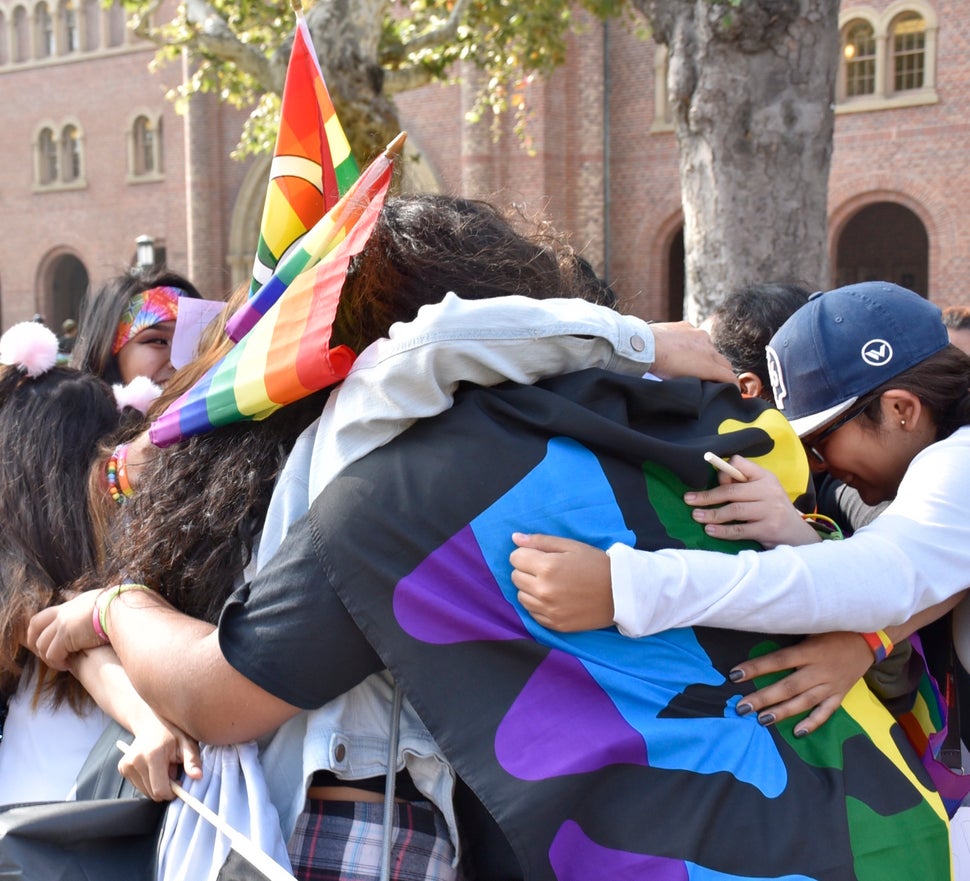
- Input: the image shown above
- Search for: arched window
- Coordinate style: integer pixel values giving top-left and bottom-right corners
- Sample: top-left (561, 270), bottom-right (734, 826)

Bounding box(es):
top-left (34, 120), bottom-right (85, 190)
top-left (650, 45), bottom-right (673, 132)
top-left (129, 113), bottom-right (164, 179)
top-left (843, 20), bottom-right (876, 98)
top-left (837, 4), bottom-right (937, 114)
top-left (35, 1), bottom-right (54, 58)
top-left (37, 127), bottom-right (58, 185)
top-left (892, 13), bottom-right (926, 93)
top-left (0, 11), bottom-right (8, 66)
top-left (136, 116), bottom-right (155, 174)
top-left (61, 0), bottom-right (79, 53)
top-left (12, 5), bottom-right (30, 62)
top-left (61, 124), bottom-right (82, 182)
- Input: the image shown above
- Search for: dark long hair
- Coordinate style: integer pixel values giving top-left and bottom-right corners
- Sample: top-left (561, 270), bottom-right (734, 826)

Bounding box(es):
top-left (0, 366), bottom-right (121, 704)
top-left (99, 194), bottom-right (615, 622)
top-left (854, 344), bottom-right (970, 440)
top-left (71, 269), bottom-right (203, 384)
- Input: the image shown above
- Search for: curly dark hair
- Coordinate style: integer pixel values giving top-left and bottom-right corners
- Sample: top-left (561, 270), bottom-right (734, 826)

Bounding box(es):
top-left (97, 194), bottom-right (616, 623)
top-left (332, 194), bottom-right (615, 351)
top-left (104, 392), bottom-right (328, 623)
top-left (942, 305), bottom-right (970, 333)
top-left (708, 283), bottom-right (811, 395)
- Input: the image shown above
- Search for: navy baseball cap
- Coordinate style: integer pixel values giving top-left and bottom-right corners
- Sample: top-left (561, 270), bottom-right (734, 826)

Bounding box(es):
top-left (766, 282), bottom-right (949, 437)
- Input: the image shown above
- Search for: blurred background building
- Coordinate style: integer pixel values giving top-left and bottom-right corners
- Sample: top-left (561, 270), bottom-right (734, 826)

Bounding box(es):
top-left (0, 0), bottom-right (961, 328)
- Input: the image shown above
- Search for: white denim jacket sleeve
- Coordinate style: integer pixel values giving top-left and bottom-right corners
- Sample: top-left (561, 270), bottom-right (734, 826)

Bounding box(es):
top-left (610, 427), bottom-right (970, 637)
top-left (255, 293), bottom-right (656, 859)
top-left (306, 292), bottom-right (657, 500)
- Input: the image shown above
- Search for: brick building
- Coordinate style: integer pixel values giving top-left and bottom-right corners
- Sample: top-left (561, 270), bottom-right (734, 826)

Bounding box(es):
top-left (0, 0), bottom-right (963, 329)
top-left (0, 0), bottom-right (250, 329)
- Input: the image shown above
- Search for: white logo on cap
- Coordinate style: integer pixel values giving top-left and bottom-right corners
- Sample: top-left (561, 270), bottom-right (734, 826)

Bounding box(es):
top-left (861, 339), bottom-right (893, 366)
top-left (766, 345), bottom-right (787, 410)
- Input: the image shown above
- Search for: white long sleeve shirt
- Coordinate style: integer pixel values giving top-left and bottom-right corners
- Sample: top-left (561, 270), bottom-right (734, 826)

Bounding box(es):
top-left (610, 426), bottom-right (970, 637)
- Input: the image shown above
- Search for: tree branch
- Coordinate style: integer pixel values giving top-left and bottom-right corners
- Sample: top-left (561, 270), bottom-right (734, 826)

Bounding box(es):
top-left (132, 0), bottom-right (275, 88)
top-left (126, 0), bottom-right (164, 41)
top-left (383, 64), bottom-right (438, 97)
top-left (383, 0), bottom-right (474, 63)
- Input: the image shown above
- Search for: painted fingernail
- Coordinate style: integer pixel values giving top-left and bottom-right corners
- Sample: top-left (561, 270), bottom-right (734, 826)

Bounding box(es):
top-left (728, 669), bottom-right (744, 682)
top-left (736, 702), bottom-right (753, 716)
top-left (794, 727), bottom-right (808, 738)
top-left (758, 712), bottom-right (776, 726)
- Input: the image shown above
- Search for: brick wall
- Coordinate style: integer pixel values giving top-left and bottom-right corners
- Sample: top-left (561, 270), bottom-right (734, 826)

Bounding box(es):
top-left (1, 1), bottom-right (965, 330)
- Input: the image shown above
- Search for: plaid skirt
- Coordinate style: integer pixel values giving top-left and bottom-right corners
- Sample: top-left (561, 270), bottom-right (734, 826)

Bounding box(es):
top-left (288, 799), bottom-right (456, 881)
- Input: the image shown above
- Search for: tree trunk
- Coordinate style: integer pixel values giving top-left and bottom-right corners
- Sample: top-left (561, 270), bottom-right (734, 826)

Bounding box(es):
top-left (633, 0), bottom-right (840, 322)
top-left (304, 0), bottom-right (404, 163)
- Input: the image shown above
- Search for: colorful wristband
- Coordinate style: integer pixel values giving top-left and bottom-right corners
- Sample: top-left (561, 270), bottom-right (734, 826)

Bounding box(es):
top-left (105, 444), bottom-right (134, 504)
top-left (91, 592), bottom-right (110, 645)
top-left (114, 444), bottom-right (135, 497)
top-left (860, 629), bottom-right (894, 663)
top-left (801, 512), bottom-right (844, 541)
top-left (98, 583), bottom-right (153, 640)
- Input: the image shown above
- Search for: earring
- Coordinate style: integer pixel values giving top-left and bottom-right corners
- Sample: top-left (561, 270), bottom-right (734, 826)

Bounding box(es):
top-left (900, 419), bottom-right (906, 426)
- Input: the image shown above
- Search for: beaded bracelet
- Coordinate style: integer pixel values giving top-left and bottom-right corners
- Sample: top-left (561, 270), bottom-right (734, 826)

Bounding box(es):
top-left (115, 443), bottom-right (134, 497)
top-left (105, 453), bottom-right (123, 505)
top-left (105, 444), bottom-right (134, 504)
top-left (98, 583), bottom-right (153, 641)
top-left (860, 629), bottom-right (894, 663)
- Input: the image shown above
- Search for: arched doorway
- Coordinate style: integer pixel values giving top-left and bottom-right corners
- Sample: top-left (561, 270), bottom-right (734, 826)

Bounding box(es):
top-left (834, 202), bottom-right (929, 296)
top-left (666, 226), bottom-right (685, 320)
top-left (42, 252), bottom-right (89, 330)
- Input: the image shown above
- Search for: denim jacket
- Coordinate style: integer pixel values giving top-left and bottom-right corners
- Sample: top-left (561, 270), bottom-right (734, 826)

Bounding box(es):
top-left (253, 293), bottom-right (660, 860)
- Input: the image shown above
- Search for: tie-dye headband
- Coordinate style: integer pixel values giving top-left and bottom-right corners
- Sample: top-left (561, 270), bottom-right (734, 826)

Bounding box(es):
top-left (112, 286), bottom-right (182, 355)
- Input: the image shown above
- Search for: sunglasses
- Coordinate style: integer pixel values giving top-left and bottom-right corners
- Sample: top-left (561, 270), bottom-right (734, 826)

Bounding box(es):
top-left (803, 403), bottom-right (867, 466)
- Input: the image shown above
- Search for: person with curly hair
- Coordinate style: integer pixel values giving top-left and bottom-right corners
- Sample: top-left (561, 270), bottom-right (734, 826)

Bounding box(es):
top-left (30, 194), bottom-right (735, 880)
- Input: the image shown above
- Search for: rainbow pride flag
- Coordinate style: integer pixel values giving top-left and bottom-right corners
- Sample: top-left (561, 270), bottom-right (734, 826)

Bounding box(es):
top-left (227, 133), bottom-right (405, 343)
top-left (148, 165), bottom-right (392, 448)
top-left (307, 375), bottom-right (951, 880)
top-left (249, 12), bottom-right (358, 297)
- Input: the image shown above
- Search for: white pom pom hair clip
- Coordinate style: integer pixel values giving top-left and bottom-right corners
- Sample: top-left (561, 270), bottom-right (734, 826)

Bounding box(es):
top-left (0, 321), bottom-right (60, 378)
top-left (112, 375), bottom-right (163, 415)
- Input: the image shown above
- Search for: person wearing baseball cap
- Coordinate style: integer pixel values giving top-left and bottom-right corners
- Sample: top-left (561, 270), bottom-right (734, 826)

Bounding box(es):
top-left (764, 282), bottom-right (951, 502)
top-left (510, 280), bottom-right (970, 726)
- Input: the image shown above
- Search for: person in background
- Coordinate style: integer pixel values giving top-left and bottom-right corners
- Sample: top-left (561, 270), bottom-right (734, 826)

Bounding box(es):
top-left (71, 269), bottom-right (203, 387)
top-left (510, 283), bottom-right (970, 716)
top-left (943, 305), bottom-right (970, 355)
top-left (0, 321), bottom-right (198, 803)
top-left (705, 282), bottom-right (810, 400)
top-left (700, 284), bottom-right (962, 763)
top-left (57, 318), bottom-right (78, 364)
